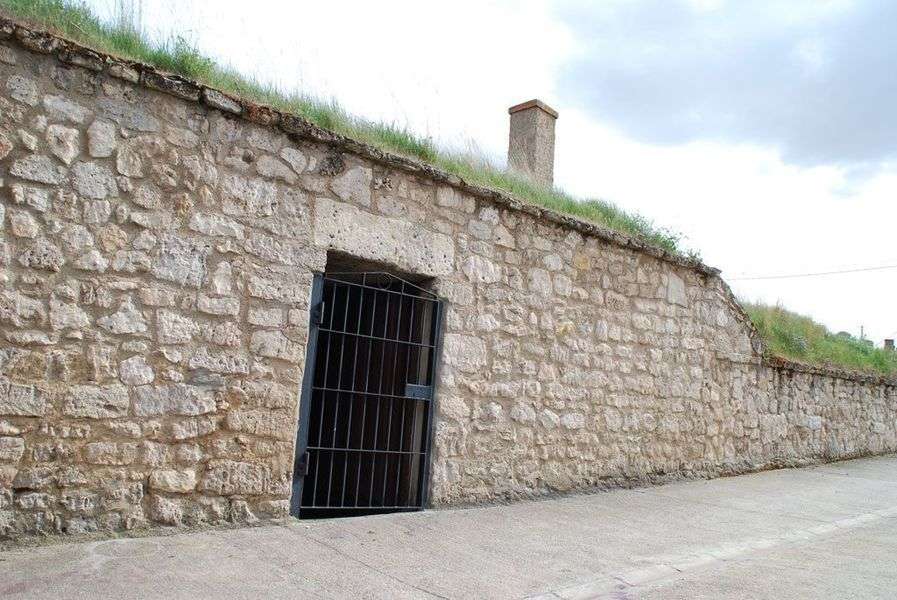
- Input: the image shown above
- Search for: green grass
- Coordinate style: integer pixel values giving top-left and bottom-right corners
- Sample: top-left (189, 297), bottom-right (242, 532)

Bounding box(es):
top-left (744, 302), bottom-right (897, 376)
top-left (0, 0), bottom-right (688, 255)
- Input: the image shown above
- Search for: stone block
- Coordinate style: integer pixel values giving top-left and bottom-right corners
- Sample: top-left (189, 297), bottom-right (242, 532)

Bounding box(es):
top-left (133, 383), bottom-right (216, 417)
top-left (0, 437), bottom-right (25, 462)
top-left (0, 381), bottom-right (44, 417)
top-left (63, 385), bottom-right (129, 419)
top-left (119, 356), bottom-right (155, 385)
top-left (249, 330), bottom-right (300, 362)
top-left (314, 198), bottom-right (454, 277)
top-left (149, 469), bottom-right (197, 493)
top-left (199, 460), bottom-right (269, 495)
top-left (225, 409), bottom-right (293, 440)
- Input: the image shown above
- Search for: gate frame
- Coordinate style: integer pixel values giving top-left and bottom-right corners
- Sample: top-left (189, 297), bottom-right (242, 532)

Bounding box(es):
top-left (289, 271), bottom-right (445, 517)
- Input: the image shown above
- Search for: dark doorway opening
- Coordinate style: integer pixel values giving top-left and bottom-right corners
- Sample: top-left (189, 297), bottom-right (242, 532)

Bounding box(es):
top-left (290, 267), bottom-right (444, 519)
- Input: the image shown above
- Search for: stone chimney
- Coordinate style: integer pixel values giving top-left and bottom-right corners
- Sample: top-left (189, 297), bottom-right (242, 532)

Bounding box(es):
top-left (886, 339), bottom-right (895, 351)
top-left (508, 99), bottom-right (558, 187)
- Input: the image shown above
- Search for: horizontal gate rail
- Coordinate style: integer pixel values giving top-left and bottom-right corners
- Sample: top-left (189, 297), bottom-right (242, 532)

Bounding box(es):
top-left (291, 271), bottom-right (444, 518)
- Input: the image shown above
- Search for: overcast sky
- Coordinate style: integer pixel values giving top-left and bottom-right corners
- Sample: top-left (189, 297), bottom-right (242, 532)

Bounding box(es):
top-left (85, 0), bottom-right (897, 344)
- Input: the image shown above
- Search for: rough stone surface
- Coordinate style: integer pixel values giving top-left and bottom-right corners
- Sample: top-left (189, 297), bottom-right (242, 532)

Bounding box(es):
top-left (314, 197), bottom-right (455, 277)
top-left (72, 161), bottom-right (117, 199)
top-left (0, 35), bottom-right (894, 543)
top-left (86, 119), bottom-right (116, 157)
top-left (10, 154), bottom-right (66, 184)
top-left (118, 356), bottom-right (154, 385)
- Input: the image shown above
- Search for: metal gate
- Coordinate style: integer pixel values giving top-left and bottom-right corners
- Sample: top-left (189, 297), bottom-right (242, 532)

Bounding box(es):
top-left (290, 272), bottom-right (444, 518)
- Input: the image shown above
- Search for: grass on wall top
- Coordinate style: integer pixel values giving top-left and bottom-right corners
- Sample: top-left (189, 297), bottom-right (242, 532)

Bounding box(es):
top-left (0, 0), bottom-right (687, 256)
top-left (744, 302), bottom-right (897, 377)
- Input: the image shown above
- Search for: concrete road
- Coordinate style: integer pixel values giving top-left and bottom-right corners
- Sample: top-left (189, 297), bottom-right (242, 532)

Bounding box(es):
top-left (3, 455), bottom-right (897, 599)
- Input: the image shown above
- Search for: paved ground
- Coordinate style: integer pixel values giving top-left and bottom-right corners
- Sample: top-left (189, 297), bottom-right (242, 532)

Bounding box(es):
top-left (3, 455), bottom-right (897, 599)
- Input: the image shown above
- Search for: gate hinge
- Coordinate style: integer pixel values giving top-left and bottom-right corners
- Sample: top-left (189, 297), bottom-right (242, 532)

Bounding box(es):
top-left (296, 451), bottom-right (310, 477)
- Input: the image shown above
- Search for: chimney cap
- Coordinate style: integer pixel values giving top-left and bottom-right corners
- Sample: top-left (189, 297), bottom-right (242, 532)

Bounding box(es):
top-left (508, 99), bottom-right (558, 119)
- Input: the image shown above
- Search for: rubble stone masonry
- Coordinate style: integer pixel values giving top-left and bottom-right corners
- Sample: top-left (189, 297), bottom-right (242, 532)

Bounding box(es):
top-left (0, 21), bottom-right (895, 538)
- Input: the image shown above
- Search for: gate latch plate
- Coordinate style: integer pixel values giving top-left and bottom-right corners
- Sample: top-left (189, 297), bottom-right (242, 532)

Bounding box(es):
top-left (405, 384), bottom-right (432, 400)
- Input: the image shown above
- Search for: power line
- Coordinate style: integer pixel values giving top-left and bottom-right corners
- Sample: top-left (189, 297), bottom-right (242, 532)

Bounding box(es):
top-left (730, 263), bottom-right (897, 281)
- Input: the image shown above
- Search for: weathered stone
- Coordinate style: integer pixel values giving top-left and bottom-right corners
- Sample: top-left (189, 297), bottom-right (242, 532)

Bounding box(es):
top-left (209, 262), bottom-right (233, 296)
top-left (165, 125), bottom-right (198, 149)
top-left (18, 238), bottom-right (65, 271)
top-left (119, 356), bottom-right (154, 385)
top-left (45, 124), bottom-right (80, 165)
top-left (314, 198), bottom-right (454, 277)
top-left (0, 290), bottom-right (46, 326)
top-left (330, 166), bottom-right (372, 206)
top-left (112, 250), bottom-right (152, 273)
top-left (220, 173), bottom-right (277, 217)
top-left (249, 330), bottom-right (300, 362)
top-left (527, 268), bottom-right (553, 297)
top-left (247, 307), bottom-right (283, 327)
top-left (152, 235), bottom-right (211, 288)
top-left (202, 88), bottom-right (242, 114)
top-left (148, 495), bottom-right (182, 525)
top-left (63, 385), bottom-right (129, 418)
top-left (72, 162), bottom-right (117, 199)
top-left (58, 223), bottom-right (94, 253)
top-left (0, 378), bottom-right (47, 417)
top-left (560, 413), bottom-right (586, 430)
top-left (187, 348), bottom-right (249, 374)
top-left (5, 330), bottom-right (55, 345)
top-left (255, 155), bottom-right (296, 184)
top-left (10, 184), bottom-right (50, 212)
top-left (133, 383), bottom-right (215, 416)
top-left (82, 199), bottom-right (112, 223)
top-left (73, 249), bottom-right (109, 272)
top-left (115, 144), bottom-right (144, 177)
top-left (667, 273), bottom-right (688, 307)
top-left (97, 97), bottom-right (160, 132)
top-left (157, 310), bottom-right (198, 344)
top-left (0, 132), bottom-right (13, 160)
top-left (168, 416), bottom-right (217, 441)
top-left (0, 437), bottom-right (25, 463)
top-left (43, 95), bottom-right (91, 123)
top-left (10, 155), bottom-right (67, 185)
top-left (203, 322), bottom-right (241, 347)
top-left (7, 74), bottom-right (38, 105)
top-left (49, 296), bottom-right (90, 330)
top-left (462, 255), bottom-right (502, 284)
top-left (279, 147), bottom-right (307, 174)
top-left (149, 469), bottom-right (197, 493)
top-left (84, 442), bottom-right (137, 465)
top-left (197, 295), bottom-right (239, 316)
top-left (188, 213), bottom-right (244, 238)
top-left (225, 409), bottom-right (293, 440)
top-left (199, 460), bottom-right (268, 495)
top-left (87, 120), bottom-right (117, 157)
top-left (97, 297), bottom-right (147, 335)
top-left (442, 334), bottom-right (488, 373)
top-left (9, 210), bottom-right (39, 238)
top-left (539, 409), bottom-right (561, 429)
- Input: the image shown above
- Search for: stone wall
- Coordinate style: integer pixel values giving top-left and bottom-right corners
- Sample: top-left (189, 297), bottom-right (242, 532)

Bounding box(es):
top-left (0, 22), bottom-right (895, 538)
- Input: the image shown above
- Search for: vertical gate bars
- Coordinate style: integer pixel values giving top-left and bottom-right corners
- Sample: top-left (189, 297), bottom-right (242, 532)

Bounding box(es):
top-left (290, 272), bottom-right (443, 517)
